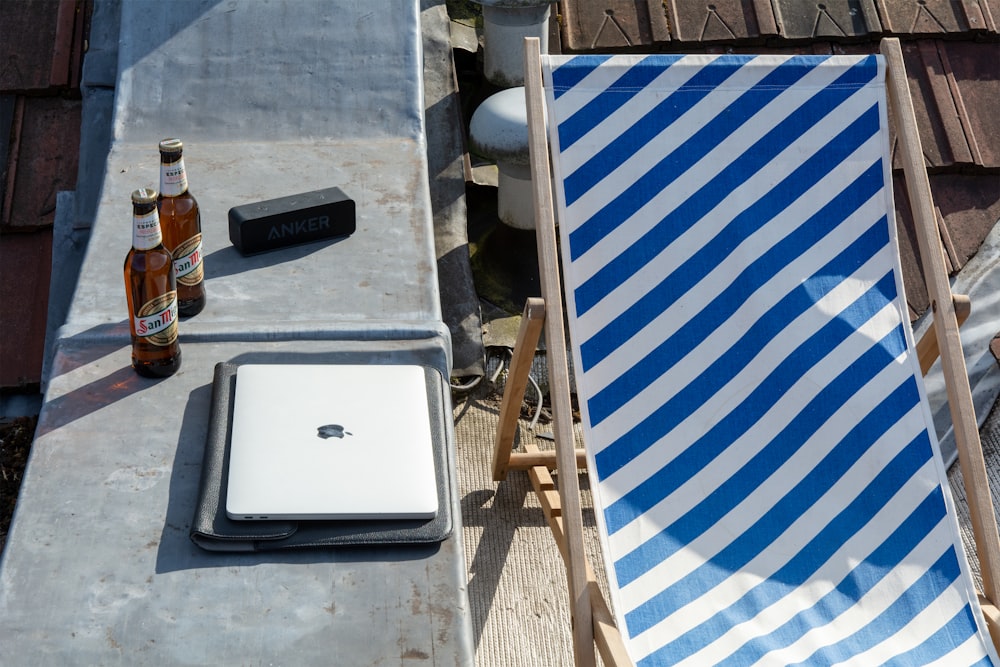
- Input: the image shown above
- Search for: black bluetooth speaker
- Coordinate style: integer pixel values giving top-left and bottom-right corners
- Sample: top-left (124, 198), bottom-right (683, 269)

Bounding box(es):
top-left (228, 186), bottom-right (356, 255)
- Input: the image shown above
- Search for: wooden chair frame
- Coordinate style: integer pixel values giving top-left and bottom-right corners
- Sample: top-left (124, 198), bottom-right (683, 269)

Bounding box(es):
top-left (492, 36), bottom-right (1000, 666)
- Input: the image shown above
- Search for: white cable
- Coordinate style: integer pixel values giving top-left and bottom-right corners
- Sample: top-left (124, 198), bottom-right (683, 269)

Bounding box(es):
top-left (526, 371), bottom-right (544, 430)
top-left (489, 348), bottom-right (510, 385)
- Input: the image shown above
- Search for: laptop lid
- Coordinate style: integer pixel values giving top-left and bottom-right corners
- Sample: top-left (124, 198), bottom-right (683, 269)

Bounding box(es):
top-left (225, 364), bottom-right (438, 521)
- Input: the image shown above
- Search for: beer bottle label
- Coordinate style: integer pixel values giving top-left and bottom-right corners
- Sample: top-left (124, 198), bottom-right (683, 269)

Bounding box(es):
top-left (160, 157), bottom-right (188, 196)
top-left (172, 234), bottom-right (204, 286)
top-left (134, 292), bottom-right (179, 346)
top-left (132, 210), bottom-right (162, 250)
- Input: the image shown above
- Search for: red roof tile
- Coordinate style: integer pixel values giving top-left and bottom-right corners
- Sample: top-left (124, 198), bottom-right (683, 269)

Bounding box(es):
top-left (0, 229), bottom-right (52, 389)
top-left (877, 0), bottom-right (998, 36)
top-left (0, 0), bottom-right (87, 92)
top-left (2, 96), bottom-right (81, 231)
top-left (772, 0), bottom-right (883, 40)
top-left (560, 0), bottom-right (669, 50)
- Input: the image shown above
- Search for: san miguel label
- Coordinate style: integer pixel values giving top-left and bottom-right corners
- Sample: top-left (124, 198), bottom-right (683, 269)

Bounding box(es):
top-left (134, 292), bottom-right (179, 345)
top-left (172, 233), bottom-right (204, 286)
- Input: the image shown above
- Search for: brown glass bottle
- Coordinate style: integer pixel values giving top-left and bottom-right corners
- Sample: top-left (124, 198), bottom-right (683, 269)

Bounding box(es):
top-left (157, 138), bottom-right (206, 316)
top-left (124, 188), bottom-right (182, 378)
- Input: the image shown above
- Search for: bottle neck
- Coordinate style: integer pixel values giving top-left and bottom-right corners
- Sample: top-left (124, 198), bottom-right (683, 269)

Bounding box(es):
top-left (132, 203), bottom-right (163, 250)
top-left (159, 154), bottom-right (188, 197)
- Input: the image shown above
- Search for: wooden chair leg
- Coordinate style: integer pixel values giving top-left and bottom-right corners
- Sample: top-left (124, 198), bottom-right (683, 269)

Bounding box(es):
top-left (979, 595), bottom-right (1000, 652)
top-left (490, 297), bottom-right (589, 480)
top-left (493, 298), bottom-right (547, 481)
top-left (884, 37), bottom-right (1000, 650)
top-left (491, 297), bottom-right (620, 661)
top-left (523, 447), bottom-right (633, 666)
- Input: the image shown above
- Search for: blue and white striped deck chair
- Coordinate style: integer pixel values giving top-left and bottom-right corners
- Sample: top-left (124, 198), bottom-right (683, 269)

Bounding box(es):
top-left (495, 37), bottom-right (1000, 666)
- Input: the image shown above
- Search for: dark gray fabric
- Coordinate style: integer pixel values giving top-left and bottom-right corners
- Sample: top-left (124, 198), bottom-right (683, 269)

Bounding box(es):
top-left (191, 362), bottom-right (454, 551)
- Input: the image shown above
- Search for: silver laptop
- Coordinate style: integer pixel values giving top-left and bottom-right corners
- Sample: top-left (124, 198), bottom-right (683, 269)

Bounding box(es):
top-left (226, 364), bottom-right (438, 521)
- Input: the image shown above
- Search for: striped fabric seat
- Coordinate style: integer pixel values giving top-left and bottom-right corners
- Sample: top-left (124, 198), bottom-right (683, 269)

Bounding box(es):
top-left (541, 53), bottom-right (998, 665)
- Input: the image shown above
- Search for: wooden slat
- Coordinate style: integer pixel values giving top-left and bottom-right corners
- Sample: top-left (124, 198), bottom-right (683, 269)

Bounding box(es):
top-left (509, 448), bottom-right (588, 471)
top-left (528, 456), bottom-right (556, 491)
top-left (527, 457), bottom-right (563, 519)
top-left (534, 487), bottom-right (563, 520)
top-left (979, 595), bottom-right (1000, 650)
top-left (525, 462), bottom-right (634, 666)
top-left (591, 575), bottom-right (633, 667)
top-left (492, 297), bottom-right (546, 481)
top-left (524, 36), bottom-right (595, 667)
top-left (917, 294), bottom-right (970, 374)
top-left (883, 38), bottom-right (1000, 616)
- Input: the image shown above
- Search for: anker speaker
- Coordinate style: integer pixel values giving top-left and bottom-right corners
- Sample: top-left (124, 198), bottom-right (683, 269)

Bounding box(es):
top-left (228, 186), bottom-right (355, 255)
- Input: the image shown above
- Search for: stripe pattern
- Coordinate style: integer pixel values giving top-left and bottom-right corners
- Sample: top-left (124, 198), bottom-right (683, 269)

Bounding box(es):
top-left (542, 53), bottom-right (997, 666)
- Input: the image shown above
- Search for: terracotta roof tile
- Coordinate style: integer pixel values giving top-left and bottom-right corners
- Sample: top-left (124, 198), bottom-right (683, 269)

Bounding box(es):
top-left (890, 39), bottom-right (1000, 170)
top-left (1, 96), bottom-right (81, 231)
top-left (560, 0), bottom-right (669, 51)
top-left (876, 0), bottom-right (998, 36)
top-left (665, 0), bottom-right (768, 44)
top-left (771, 0), bottom-right (883, 40)
top-left (0, 0), bottom-right (87, 92)
top-left (941, 40), bottom-right (1000, 167)
top-left (0, 228), bottom-right (52, 389)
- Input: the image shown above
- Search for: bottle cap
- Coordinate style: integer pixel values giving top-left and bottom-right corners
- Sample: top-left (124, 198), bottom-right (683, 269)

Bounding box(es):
top-left (131, 188), bottom-right (158, 204)
top-left (159, 138), bottom-right (183, 154)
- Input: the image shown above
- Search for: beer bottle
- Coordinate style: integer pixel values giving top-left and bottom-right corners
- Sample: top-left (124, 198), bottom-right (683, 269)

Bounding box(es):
top-left (157, 138), bottom-right (206, 316)
top-left (124, 188), bottom-right (182, 378)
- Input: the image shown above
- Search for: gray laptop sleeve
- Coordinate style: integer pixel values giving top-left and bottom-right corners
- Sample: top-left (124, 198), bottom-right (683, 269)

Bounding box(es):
top-left (190, 362), bottom-right (453, 551)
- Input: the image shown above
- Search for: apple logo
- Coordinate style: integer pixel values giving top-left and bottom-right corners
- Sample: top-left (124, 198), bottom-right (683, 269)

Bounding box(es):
top-left (317, 424), bottom-right (352, 439)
